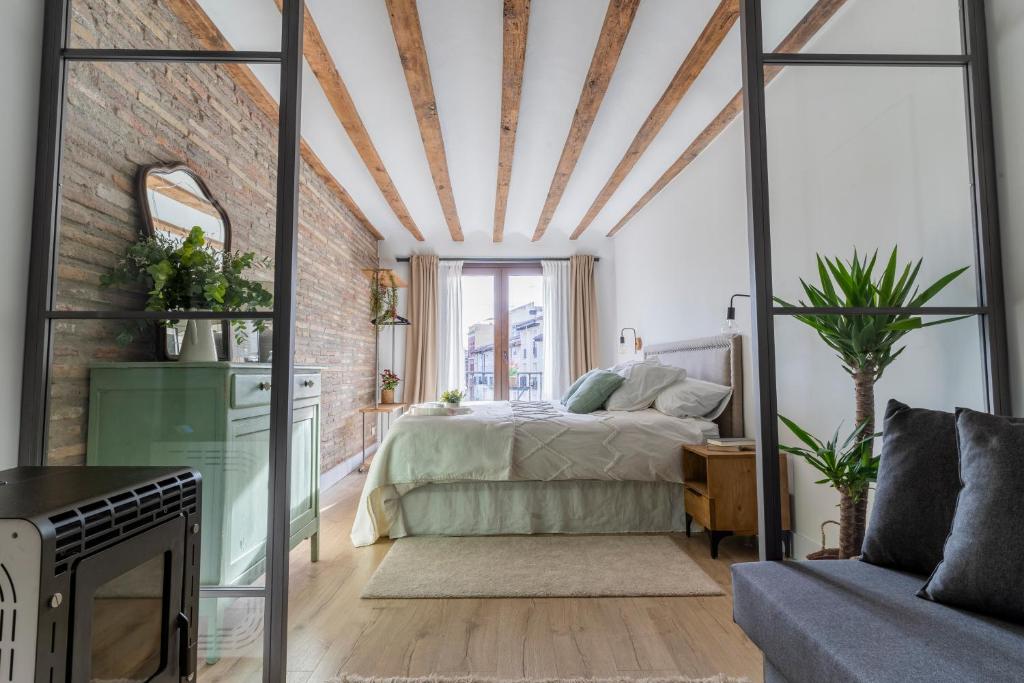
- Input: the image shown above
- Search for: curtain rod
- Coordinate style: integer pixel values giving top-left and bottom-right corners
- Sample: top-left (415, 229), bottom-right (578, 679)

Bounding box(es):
top-left (394, 256), bottom-right (599, 263)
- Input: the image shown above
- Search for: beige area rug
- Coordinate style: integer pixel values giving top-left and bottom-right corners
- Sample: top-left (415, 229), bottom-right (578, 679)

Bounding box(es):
top-left (361, 535), bottom-right (723, 599)
top-left (331, 675), bottom-right (747, 683)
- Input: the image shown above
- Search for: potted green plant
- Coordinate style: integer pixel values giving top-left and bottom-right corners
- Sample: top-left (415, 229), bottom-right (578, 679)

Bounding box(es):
top-left (380, 369), bottom-right (400, 404)
top-left (779, 417), bottom-right (879, 559)
top-left (440, 389), bottom-right (465, 410)
top-left (775, 247), bottom-right (967, 557)
top-left (101, 226), bottom-right (273, 361)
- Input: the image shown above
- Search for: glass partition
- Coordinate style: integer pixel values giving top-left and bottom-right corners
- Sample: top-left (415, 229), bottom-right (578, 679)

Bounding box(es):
top-left (46, 318), bottom-right (278, 594)
top-left (775, 314), bottom-right (986, 558)
top-left (25, 0), bottom-right (305, 678)
top-left (69, 0), bottom-right (282, 51)
top-left (197, 597), bottom-right (265, 677)
top-left (56, 60), bottom-right (279, 314)
top-left (762, 0), bottom-right (963, 55)
top-left (765, 66), bottom-right (977, 307)
top-left (739, 0), bottom-right (1004, 563)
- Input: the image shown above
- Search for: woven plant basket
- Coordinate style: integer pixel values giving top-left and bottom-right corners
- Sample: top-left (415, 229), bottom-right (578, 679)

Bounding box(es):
top-left (806, 520), bottom-right (841, 560)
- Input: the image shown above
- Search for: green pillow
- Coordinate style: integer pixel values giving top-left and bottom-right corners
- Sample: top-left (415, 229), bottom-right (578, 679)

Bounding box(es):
top-left (561, 369), bottom-right (597, 404)
top-left (564, 370), bottom-right (625, 414)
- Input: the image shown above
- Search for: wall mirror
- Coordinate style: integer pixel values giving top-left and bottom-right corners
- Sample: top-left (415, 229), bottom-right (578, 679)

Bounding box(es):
top-left (137, 164), bottom-right (233, 360)
top-left (139, 164), bottom-right (230, 250)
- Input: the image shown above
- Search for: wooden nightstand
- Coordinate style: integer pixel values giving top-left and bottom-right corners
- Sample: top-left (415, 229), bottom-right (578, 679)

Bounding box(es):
top-left (682, 443), bottom-right (792, 558)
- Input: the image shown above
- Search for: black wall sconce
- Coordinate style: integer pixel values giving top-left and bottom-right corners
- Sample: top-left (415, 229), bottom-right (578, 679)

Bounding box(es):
top-left (723, 293), bottom-right (750, 333)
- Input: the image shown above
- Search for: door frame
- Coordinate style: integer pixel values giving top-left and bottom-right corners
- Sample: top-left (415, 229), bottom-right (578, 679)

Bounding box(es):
top-left (462, 262), bottom-right (542, 400)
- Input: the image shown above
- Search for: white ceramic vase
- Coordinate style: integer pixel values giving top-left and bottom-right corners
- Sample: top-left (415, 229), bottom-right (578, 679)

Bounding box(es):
top-left (178, 318), bottom-right (218, 362)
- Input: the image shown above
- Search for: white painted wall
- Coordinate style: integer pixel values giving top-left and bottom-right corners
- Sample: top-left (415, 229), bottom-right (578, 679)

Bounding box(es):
top-left (614, 0), bottom-right (1022, 557)
top-left (0, 2), bottom-right (43, 470)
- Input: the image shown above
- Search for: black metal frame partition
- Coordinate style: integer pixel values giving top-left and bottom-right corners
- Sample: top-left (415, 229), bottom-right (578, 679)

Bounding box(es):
top-left (739, 0), bottom-right (1010, 562)
top-left (20, 1), bottom-right (305, 680)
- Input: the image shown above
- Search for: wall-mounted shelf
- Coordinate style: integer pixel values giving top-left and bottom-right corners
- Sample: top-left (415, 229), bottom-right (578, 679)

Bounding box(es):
top-left (362, 268), bottom-right (407, 288)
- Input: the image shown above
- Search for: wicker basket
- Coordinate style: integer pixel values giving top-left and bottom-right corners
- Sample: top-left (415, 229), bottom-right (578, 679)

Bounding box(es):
top-left (806, 520), bottom-right (841, 560)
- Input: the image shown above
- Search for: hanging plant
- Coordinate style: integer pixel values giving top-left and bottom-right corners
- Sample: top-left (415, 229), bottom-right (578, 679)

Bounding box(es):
top-left (370, 271), bottom-right (399, 324)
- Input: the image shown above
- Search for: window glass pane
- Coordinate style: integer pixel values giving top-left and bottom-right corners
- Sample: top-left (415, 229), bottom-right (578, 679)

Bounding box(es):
top-left (47, 318), bottom-right (279, 591)
top-left (69, 0), bottom-right (281, 51)
top-left (765, 66), bottom-right (977, 307)
top-left (763, 0), bottom-right (962, 55)
top-left (508, 274), bottom-right (544, 401)
top-left (776, 314), bottom-right (986, 558)
top-left (463, 274), bottom-right (496, 401)
top-left (57, 61), bottom-right (279, 313)
top-left (197, 596), bottom-right (265, 677)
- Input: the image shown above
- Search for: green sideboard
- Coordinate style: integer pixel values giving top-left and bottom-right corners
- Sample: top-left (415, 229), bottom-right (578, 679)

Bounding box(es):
top-left (86, 362), bottom-right (322, 589)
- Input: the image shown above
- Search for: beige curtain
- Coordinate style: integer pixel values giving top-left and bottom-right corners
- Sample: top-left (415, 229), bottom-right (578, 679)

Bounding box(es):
top-left (402, 254), bottom-right (439, 404)
top-left (569, 254), bottom-right (599, 379)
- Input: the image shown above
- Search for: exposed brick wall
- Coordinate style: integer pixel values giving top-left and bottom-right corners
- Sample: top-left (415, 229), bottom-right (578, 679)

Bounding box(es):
top-left (48, 0), bottom-right (378, 472)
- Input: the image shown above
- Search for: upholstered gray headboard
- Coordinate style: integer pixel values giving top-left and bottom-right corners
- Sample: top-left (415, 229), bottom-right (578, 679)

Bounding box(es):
top-left (644, 334), bottom-right (744, 438)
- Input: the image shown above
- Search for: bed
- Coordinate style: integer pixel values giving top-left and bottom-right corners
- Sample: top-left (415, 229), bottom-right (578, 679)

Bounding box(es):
top-left (351, 334), bottom-right (743, 546)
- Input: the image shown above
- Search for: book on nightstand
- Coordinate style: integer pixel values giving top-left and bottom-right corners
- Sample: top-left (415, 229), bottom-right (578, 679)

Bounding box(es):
top-left (704, 437), bottom-right (756, 452)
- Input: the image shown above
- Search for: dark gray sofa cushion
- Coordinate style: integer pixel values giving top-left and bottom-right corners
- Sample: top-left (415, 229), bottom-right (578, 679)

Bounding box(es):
top-left (919, 409), bottom-right (1024, 624)
top-left (732, 560), bottom-right (1024, 683)
top-left (861, 400), bottom-right (960, 575)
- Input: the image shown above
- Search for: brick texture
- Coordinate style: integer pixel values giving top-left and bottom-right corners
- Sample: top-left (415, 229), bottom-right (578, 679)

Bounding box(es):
top-left (48, 0), bottom-right (378, 472)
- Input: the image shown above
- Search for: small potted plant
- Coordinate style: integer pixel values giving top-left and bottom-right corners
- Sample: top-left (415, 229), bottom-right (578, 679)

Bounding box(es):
top-left (779, 416), bottom-right (879, 559)
top-left (380, 369), bottom-right (400, 404)
top-left (440, 389), bottom-right (465, 410)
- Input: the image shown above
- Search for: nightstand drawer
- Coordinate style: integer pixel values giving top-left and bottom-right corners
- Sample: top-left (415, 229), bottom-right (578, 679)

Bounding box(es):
top-left (683, 486), bottom-right (711, 528)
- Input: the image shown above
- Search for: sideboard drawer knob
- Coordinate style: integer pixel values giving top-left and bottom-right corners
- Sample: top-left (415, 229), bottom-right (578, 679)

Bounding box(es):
top-left (257, 381), bottom-right (272, 391)
top-left (302, 380), bottom-right (315, 388)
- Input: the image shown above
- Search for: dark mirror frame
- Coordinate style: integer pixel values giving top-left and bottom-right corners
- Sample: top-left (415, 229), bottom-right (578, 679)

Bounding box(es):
top-left (137, 162), bottom-right (232, 249)
top-left (136, 163), bottom-right (234, 361)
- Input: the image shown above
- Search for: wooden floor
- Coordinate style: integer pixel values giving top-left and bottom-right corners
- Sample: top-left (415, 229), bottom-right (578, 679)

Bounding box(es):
top-left (198, 472), bottom-right (764, 683)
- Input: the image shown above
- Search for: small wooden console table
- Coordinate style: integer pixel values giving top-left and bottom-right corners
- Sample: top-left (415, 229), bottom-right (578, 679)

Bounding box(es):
top-left (358, 403), bottom-right (407, 473)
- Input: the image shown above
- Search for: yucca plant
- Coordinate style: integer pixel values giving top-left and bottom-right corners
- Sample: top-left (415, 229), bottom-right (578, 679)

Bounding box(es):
top-left (779, 416), bottom-right (878, 558)
top-left (775, 247), bottom-right (968, 557)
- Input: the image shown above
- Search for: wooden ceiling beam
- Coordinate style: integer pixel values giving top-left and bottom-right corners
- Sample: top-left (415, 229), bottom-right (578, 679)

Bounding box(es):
top-left (164, 0), bottom-right (385, 240)
top-left (493, 0), bottom-right (531, 243)
top-left (148, 182), bottom-right (222, 218)
top-left (275, 0), bottom-right (424, 241)
top-left (531, 0), bottom-right (641, 242)
top-left (570, 0), bottom-right (738, 240)
top-left (607, 0), bottom-right (847, 238)
top-left (386, 0), bottom-right (465, 242)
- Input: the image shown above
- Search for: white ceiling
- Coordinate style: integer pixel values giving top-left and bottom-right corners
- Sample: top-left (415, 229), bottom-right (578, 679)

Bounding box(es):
top-left (197, 0), bottom-right (748, 254)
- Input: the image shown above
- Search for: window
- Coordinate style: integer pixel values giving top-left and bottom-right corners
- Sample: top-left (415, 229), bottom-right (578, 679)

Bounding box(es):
top-left (461, 263), bottom-right (545, 401)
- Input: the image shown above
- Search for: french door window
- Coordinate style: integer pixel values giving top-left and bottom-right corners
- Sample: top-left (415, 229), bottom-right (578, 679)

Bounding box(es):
top-left (462, 263), bottom-right (545, 401)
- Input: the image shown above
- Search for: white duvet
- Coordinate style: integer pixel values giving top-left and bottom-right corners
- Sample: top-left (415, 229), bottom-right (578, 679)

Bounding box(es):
top-left (350, 400), bottom-right (716, 546)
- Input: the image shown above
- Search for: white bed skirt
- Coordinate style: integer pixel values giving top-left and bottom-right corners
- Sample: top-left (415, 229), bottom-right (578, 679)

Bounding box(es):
top-left (388, 480), bottom-right (686, 539)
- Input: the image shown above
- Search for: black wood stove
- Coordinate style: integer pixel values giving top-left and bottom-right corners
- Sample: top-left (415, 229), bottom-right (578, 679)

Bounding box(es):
top-left (0, 466), bottom-right (201, 682)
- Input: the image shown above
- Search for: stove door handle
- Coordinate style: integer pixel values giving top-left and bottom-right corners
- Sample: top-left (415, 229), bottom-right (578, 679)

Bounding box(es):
top-left (177, 611), bottom-right (194, 680)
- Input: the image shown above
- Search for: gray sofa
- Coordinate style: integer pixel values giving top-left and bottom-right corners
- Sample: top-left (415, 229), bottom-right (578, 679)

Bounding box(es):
top-left (732, 559), bottom-right (1024, 682)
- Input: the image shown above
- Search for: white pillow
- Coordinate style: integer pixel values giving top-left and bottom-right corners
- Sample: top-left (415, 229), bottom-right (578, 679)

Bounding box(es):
top-left (604, 361), bottom-right (686, 411)
top-left (654, 377), bottom-right (733, 420)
